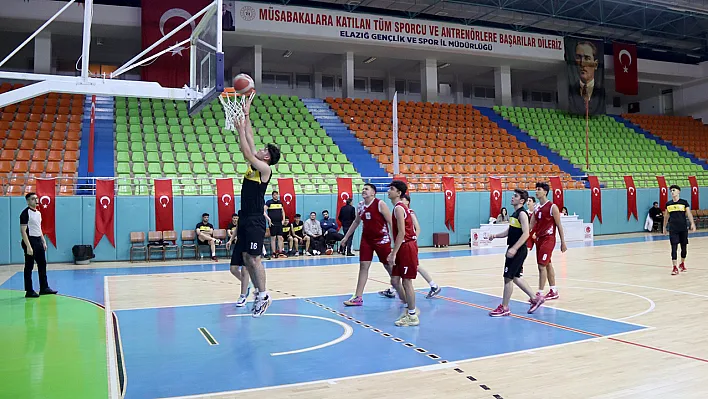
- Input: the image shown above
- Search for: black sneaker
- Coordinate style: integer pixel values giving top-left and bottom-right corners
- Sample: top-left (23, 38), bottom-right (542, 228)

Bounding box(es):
top-left (39, 288), bottom-right (58, 295)
top-left (25, 290), bottom-right (40, 298)
top-left (378, 288), bottom-right (396, 298)
top-left (426, 286), bottom-right (442, 299)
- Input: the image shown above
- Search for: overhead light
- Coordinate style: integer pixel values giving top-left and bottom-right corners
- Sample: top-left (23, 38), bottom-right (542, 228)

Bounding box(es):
top-left (282, 50), bottom-right (292, 58)
top-left (438, 62), bottom-right (450, 69)
top-left (363, 57), bottom-right (377, 64)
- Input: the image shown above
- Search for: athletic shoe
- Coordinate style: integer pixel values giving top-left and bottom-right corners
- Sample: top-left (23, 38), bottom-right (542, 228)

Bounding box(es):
top-left (395, 314), bottom-right (420, 327)
top-left (39, 288), bottom-right (57, 295)
top-left (426, 285), bottom-right (442, 298)
top-left (545, 290), bottom-right (559, 300)
top-left (679, 262), bottom-right (687, 272)
top-left (235, 295), bottom-right (247, 307)
top-left (25, 290), bottom-right (39, 298)
top-left (489, 304), bottom-right (510, 317)
top-left (672, 266), bottom-right (679, 275)
top-left (343, 296), bottom-right (363, 306)
top-left (252, 295), bottom-right (272, 318)
top-left (325, 248), bottom-right (333, 255)
top-left (379, 288), bottom-right (396, 298)
top-left (528, 295), bottom-right (545, 314)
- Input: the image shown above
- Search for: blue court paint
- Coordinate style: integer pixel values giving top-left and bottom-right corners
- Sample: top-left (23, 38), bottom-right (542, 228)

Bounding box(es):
top-left (115, 289), bottom-right (643, 398)
top-left (3, 231), bottom-right (708, 304)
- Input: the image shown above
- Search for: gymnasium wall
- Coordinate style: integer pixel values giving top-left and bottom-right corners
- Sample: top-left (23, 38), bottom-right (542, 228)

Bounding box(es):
top-left (2, 187), bottom-right (705, 265)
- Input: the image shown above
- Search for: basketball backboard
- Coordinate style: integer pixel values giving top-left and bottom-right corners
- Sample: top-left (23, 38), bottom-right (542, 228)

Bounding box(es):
top-left (0, 0), bottom-right (224, 111)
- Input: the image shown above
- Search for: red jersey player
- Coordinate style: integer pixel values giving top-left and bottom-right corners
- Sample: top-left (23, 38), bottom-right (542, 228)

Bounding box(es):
top-left (388, 180), bottom-right (420, 327)
top-left (342, 183), bottom-right (401, 306)
top-left (529, 182), bottom-right (567, 301)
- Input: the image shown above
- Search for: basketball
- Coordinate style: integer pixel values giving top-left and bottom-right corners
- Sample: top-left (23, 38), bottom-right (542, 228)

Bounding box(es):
top-left (233, 73), bottom-right (255, 95)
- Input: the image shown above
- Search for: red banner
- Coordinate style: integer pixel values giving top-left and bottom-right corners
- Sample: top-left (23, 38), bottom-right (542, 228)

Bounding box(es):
top-left (588, 176), bottom-right (603, 223)
top-left (336, 177), bottom-right (353, 229)
top-left (141, 0), bottom-right (210, 88)
top-left (216, 178), bottom-right (235, 229)
top-left (393, 175), bottom-right (408, 184)
top-left (278, 178), bottom-right (297, 220)
top-left (688, 176), bottom-right (700, 210)
top-left (442, 176), bottom-right (456, 232)
top-left (489, 177), bottom-right (502, 219)
top-left (613, 42), bottom-right (638, 96)
top-left (549, 176), bottom-right (564, 211)
top-left (657, 176), bottom-right (668, 210)
top-left (154, 179), bottom-right (174, 231)
top-left (624, 176), bottom-right (638, 220)
top-left (36, 178), bottom-right (56, 247)
top-left (94, 179), bottom-right (115, 247)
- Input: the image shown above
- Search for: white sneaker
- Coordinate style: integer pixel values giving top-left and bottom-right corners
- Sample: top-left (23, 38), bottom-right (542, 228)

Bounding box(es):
top-left (252, 295), bottom-right (272, 318)
top-left (235, 295), bottom-right (247, 307)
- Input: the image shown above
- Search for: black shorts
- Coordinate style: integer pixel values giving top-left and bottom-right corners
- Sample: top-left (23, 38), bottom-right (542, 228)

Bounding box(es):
top-left (270, 224), bottom-right (283, 237)
top-left (231, 214), bottom-right (267, 266)
top-left (669, 230), bottom-right (689, 246)
top-left (503, 246), bottom-right (528, 279)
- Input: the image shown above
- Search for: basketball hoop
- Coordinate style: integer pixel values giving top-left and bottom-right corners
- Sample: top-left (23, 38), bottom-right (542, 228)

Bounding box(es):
top-left (219, 88), bottom-right (255, 130)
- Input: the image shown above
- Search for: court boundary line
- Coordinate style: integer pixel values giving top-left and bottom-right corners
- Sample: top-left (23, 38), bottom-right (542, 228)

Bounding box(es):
top-left (104, 276), bottom-right (122, 399)
top-left (446, 285), bottom-right (655, 325)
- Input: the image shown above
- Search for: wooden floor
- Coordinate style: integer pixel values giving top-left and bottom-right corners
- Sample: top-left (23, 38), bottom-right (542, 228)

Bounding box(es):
top-left (2, 233), bottom-right (708, 399)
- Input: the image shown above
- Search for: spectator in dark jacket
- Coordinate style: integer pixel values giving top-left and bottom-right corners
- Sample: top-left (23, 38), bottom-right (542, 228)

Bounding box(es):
top-left (338, 198), bottom-right (356, 255)
top-left (320, 210), bottom-right (344, 254)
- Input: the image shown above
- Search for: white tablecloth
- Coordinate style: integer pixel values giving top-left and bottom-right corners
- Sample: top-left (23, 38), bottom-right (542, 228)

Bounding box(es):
top-left (471, 215), bottom-right (593, 248)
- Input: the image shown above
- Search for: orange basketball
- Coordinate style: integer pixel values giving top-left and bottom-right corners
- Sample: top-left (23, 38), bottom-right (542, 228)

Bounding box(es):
top-left (233, 73), bottom-right (255, 95)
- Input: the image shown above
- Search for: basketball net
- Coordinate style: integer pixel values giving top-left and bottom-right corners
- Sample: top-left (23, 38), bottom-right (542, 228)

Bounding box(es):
top-left (219, 88), bottom-right (256, 130)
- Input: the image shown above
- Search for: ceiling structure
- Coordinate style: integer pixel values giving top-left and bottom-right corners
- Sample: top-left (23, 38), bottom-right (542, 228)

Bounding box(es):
top-left (56, 0), bottom-right (708, 61)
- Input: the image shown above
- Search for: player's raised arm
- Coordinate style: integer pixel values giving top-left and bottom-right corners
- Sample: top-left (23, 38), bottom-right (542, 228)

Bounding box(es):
top-left (235, 102), bottom-right (272, 179)
top-left (239, 94), bottom-right (258, 157)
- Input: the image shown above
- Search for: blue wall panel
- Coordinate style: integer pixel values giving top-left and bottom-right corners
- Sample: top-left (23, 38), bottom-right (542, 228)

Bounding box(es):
top-left (1, 187), bottom-right (706, 265)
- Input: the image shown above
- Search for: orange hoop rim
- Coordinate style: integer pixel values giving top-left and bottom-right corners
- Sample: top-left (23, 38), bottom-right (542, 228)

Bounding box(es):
top-left (221, 87), bottom-right (256, 98)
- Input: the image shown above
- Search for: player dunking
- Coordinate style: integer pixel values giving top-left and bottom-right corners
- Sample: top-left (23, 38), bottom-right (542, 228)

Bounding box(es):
top-left (231, 96), bottom-right (281, 317)
top-left (342, 183), bottom-right (401, 306)
top-left (530, 182), bottom-right (567, 301)
top-left (488, 189), bottom-right (545, 316)
top-left (663, 185), bottom-right (696, 275)
top-left (378, 193), bottom-right (441, 299)
top-left (388, 180), bottom-right (420, 327)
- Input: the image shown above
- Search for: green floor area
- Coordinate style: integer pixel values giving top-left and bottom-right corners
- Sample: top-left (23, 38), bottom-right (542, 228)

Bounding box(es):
top-left (0, 290), bottom-right (108, 399)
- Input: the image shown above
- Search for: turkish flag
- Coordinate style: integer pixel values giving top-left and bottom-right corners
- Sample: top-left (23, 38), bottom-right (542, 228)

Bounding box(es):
top-left (549, 176), bottom-right (564, 211)
top-left (393, 175), bottom-right (408, 184)
top-left (154, 179), bottom-right (174, 231)
top-left (94, 179), bottom-right (115, 248)
top-left (35, 178), bottom-right (56, 247)
top-left (278, 178), bottom-right (296, 220)
top-left (624, 176), bottom-right (638, 220)
top-left (588, 176), bottom-right (603, 223)
top-left (688, 176), bottom-right (700, 210)
top-left (216, 178), bottom-right (235, 229)
top-left (656, 176), bottom-right (668, 210)
top-left (442, 176), bottom-right (455, 232)
top-left (613, 42), bottom-right (638, 96)
top-left (489, 177), bottom-right (502, 219)
top-left (337, 177), bottom-right (353, 229)
top-left (141, 0), bottom-right (210, 88)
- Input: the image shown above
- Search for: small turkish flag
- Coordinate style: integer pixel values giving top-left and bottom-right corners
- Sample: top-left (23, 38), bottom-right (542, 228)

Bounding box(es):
top-left (337, 177), bottom-right (353, 229)
top-left (656, 176), bottom-right (668, 210)
top-left (549, 176), bottom-right (564, 211)
top-left (216, 178), bottom-right (235, 229)
top-left (489, 177), bottom-right (502, 219)
top-left (588, 176), bottom-right (603, 223)
top-left (154, 179), bottom-right (174, 231)
top-left (688, 176), bottom-right (700, 210)
top-left (35, 178), bottom-right (57, 247)
top-left (278, 178), bottom-right (297, 220)
top-left (442, 176), bottom-right (455, 232)
top-left (94, 179), bottom-right (115, 247)
top-left (624, 176), bottom-right (638, 220)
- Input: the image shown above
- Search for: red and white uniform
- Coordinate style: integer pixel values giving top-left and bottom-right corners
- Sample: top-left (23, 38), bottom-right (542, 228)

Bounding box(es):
top-left (533, 201), bottom-right (557, 266)
top-left (357, 197), bottom-right (392, 264)
top-left (391, 201), bottom-right (418, 279)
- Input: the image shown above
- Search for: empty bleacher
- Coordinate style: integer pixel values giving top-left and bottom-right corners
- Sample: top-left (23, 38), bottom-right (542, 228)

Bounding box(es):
top-left (623, 114), bottom-right (708, 162)
top-left (327, 98), bottom-right (582, 191)
top-left (496, 106), bottom-right (708, 188)
top-left (115, 94), bottom-right (363, 195)
top-left (0, 82), bottom-right (83, 195)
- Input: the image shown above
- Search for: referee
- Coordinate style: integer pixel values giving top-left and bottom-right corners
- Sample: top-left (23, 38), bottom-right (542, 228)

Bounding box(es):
top-left (19, 192), bottom-right (57, 298)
